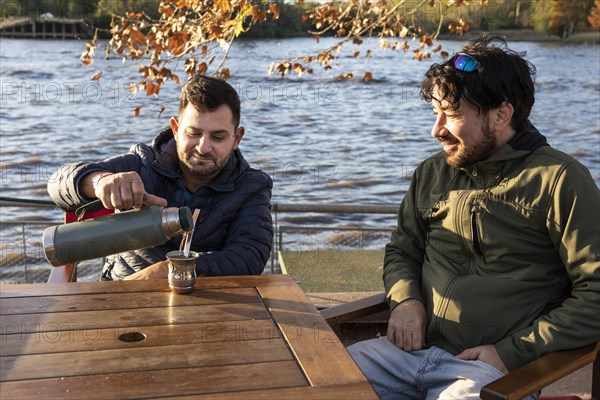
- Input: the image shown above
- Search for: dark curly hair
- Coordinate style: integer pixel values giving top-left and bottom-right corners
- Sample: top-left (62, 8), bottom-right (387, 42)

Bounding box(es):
top-left (420, 34), bottom-right (536, 132)
top-left (178, 75), bottom-right (241, 129)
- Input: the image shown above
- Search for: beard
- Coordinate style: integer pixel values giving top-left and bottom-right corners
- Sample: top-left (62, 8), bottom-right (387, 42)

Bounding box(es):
top-left (442, 123), bottom-right (497, 169)
top-left (178, 148), bottom-right (233, 178)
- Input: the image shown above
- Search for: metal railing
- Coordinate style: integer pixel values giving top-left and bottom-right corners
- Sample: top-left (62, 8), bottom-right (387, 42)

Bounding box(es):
top-left (270, 202), bottom-right (398, 273)
top-left (0, 197), bottom-right (399, 283)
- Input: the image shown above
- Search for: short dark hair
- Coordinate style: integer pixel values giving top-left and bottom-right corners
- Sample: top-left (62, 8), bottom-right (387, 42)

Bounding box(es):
top-left (420, 35), bottom-right (536, 132)
top-left (178, 75), bottom-right (241, 129)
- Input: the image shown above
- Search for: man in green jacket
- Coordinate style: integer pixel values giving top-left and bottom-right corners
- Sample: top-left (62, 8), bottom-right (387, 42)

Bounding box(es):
top-left (348, 35), bottom-right (599, 399)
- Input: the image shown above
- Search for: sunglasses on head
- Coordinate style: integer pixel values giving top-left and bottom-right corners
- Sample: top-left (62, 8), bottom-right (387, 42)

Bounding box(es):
top-left (453, 53), bottom-right (482, 72)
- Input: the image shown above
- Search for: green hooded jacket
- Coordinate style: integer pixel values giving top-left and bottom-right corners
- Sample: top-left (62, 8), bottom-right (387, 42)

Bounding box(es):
top-left (384, 122), bottom-right (600, 371)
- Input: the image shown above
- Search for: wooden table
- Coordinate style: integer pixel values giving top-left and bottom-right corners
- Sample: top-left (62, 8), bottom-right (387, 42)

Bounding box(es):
top-left (0, 275), bottom-right (377, 399)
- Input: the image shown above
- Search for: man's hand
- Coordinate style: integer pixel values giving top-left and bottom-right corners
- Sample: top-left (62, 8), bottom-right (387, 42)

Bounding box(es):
top-left (123, 261), bottom-right (169, 280)
top-left (82, 171), bottom-right (167, 210)
top-left (455, 345), bottom-right (509, 373)
top-left (386, 298), bottom-right (426, 351)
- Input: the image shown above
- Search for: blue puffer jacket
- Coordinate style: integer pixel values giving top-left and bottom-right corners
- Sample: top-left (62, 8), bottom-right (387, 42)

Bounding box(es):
top-left (47, 128), bottom-right (274, 280)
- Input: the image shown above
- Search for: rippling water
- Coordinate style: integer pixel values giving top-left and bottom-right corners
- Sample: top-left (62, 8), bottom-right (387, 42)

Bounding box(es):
top-left (0, 37), bottom-right (599, 279)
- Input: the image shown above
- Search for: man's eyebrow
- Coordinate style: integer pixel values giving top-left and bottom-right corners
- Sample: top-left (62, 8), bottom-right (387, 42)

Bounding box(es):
top-left (186, 127), bottom-right (230, 134)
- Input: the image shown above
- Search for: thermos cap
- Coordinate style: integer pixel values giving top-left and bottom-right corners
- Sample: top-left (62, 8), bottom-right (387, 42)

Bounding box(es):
top-left (161, 206), bottom-right (193, 237)
top-left (178, 207), bottom-right (193, 231)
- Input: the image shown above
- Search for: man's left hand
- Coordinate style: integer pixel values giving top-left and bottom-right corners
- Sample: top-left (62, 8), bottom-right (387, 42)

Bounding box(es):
top-left (455, 345), bottom-right (509, 374)
top-left (123, 261), bottom-right (169, 280)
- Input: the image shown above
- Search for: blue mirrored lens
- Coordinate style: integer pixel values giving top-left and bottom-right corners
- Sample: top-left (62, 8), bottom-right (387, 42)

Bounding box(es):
top-left (454, 54), bottom-right (479, 72)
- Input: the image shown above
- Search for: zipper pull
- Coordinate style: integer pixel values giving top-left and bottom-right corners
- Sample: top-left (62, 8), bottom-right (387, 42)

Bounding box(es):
top-left (470, 205), bottom-right (485, 262)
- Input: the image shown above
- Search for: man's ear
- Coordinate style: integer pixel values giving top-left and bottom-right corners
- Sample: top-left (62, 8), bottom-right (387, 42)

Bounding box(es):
top-left (494, 102), bottom-right (514, 130)
top-left (233, 127), bottom-right (245, 150)
top-left (169, 117), bottom-right (179, 141)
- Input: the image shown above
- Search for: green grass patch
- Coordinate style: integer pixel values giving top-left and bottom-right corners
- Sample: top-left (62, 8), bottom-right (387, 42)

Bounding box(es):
top-left (279, 249), bottom-right (385, 293)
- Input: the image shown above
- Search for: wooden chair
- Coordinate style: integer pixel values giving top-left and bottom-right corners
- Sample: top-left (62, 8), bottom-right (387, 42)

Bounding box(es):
top-left (47, 208), bottom-right (113, 283)
top-left (321, 292), bottom-right (599, 400)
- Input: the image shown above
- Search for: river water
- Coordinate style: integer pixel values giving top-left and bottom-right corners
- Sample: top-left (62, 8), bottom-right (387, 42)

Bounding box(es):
top-left (1, 37), bottom-right (599, 281)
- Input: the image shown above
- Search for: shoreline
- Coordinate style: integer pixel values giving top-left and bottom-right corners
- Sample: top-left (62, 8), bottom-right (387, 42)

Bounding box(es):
top-left (1, 19), bottom-right (598, 44)
top-left (439, 29), bottom-right (600, 45)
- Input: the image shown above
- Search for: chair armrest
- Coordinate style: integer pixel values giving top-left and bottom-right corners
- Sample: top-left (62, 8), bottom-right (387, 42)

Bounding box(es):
top-left (480, 341), bottom-right (599, 400)
top-left (321, 292), bottom-right (388, 327)
top-left (47, 263), bottom-right (77, 283)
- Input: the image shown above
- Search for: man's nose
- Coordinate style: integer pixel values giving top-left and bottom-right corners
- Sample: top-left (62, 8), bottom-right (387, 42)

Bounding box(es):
top-left (196, 137), bottom-right (211, 154)
top-left (431, 117), bottom-right (448, 139)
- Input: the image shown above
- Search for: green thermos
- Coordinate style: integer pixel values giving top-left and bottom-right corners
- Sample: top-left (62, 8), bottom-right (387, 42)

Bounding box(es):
top-left (42, 206), bottom-right (193, 267)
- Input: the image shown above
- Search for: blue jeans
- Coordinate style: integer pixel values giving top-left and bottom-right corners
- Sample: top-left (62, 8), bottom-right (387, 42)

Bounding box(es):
top-left (348, 337), bottom-right (538, 400)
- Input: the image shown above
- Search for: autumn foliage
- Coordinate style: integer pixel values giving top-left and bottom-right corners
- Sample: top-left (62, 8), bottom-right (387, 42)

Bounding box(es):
top-left (82, 0), bottom-right (280, 96)
top-left (81, 0), bottom-right (475, 102)
top-left (547, 0), bottom-right (595, 37)
top-left (268, 0), bottom-right (457, 81)
top-left (589, 0), bottom-right (600, 30)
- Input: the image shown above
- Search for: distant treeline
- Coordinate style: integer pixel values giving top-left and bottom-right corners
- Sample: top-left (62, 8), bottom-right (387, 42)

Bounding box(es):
top-left (2, 0), bottom-right (598, 38)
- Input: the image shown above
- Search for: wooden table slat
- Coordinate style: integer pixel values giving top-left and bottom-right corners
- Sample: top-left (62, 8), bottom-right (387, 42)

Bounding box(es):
top-left (157, 382), bottom-right (379, 399)
top-left (257, 283), bottom-right (370, 386)
top-left (0, 287), bottom-right (260, 315)
top-left (0, 275), bottom-right (295, 298)
top-left (1, 320), bottom-right (279, 356)
top-left (0, 360), bottom-right (308, 400)
top-left (2, 338), bottom-right (293, 381)
top-left (1, 303), bottom-right (270, 333)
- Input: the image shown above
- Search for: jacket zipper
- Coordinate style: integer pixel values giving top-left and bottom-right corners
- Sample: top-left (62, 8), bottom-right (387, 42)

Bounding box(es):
top-left (434, 193), bottom-right (480, 337)
top-left (455, 193), bottom-right (477, 267)
top-left (470, 205), bottom-right (486, 263)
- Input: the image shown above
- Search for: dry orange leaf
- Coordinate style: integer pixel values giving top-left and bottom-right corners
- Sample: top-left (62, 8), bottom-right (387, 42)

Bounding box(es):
top-left (219, 68), bottom-right (231, 80)
top-left (145, 81), bottom-right (161, 96)
top-left (269, 4), bottom-right (280, 19)
top-left (90, 71), bottom-right (103, 81)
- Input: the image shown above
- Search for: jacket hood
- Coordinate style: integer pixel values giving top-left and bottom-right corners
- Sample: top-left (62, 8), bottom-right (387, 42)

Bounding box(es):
top-left (486, 121), bottom-right (549, 163)
top-left (151, 127), bottom-right (179, 172)
top-left (507, 120), bottom-right (548, 152)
